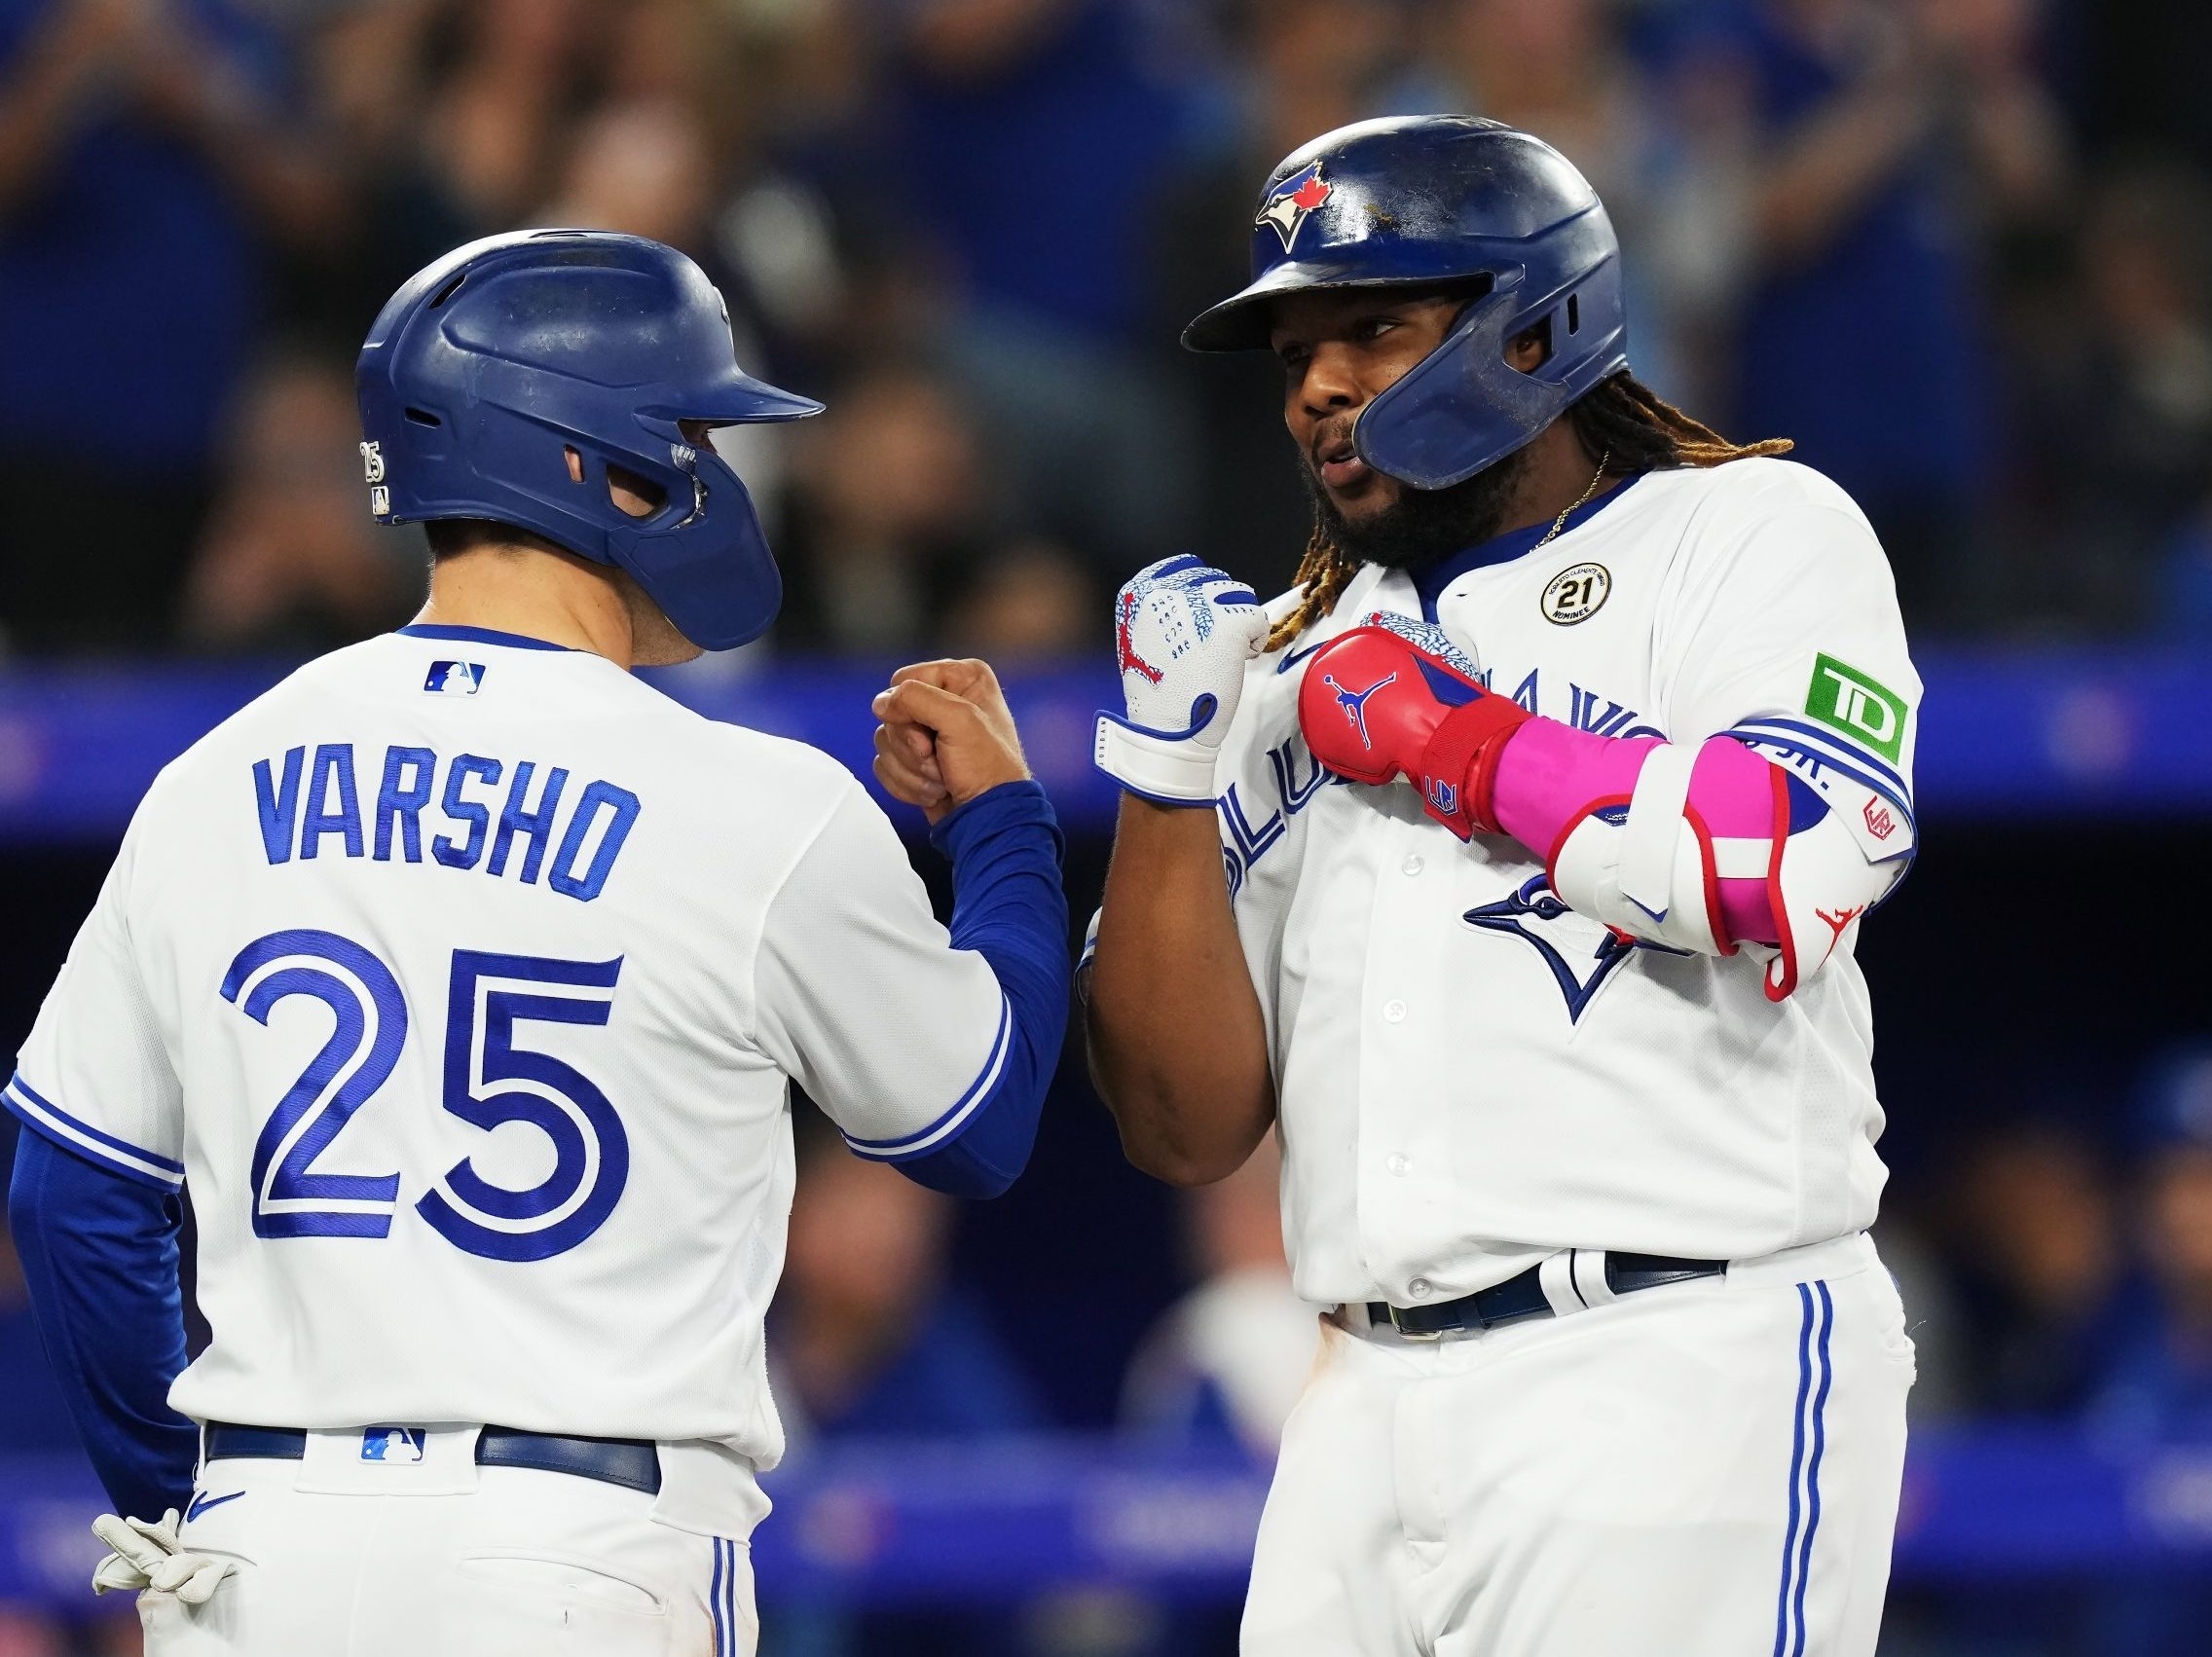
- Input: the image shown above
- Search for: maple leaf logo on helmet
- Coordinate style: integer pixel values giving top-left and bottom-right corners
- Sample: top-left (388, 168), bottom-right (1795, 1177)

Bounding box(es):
top-left (1257, 163), bottom-right (1332, 251)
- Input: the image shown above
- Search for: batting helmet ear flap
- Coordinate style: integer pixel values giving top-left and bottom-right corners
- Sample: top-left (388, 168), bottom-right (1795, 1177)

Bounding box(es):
top-left (1354, 271), bottom-right (1573, 490)
top-left (1355, 210), bottom-right (1626, 490)
top-left (604, 429), bottom-right (784, 651)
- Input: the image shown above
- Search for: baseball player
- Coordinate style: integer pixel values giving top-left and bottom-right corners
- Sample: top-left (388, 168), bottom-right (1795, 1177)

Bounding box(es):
top-left (1083, 117), bottom-right (1919, 1654)
top-left (4, 230), bottom-right (1070, 1655)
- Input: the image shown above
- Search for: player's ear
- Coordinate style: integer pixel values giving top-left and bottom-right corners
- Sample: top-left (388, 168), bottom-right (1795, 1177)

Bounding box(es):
top-left (564, 445), bottom-right (585, 485)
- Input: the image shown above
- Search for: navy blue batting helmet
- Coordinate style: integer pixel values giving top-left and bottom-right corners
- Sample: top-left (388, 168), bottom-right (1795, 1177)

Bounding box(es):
top-left (356, 230), bottom-right (822, 650)
top-left (1184, 116), bottom-right (1628, 491)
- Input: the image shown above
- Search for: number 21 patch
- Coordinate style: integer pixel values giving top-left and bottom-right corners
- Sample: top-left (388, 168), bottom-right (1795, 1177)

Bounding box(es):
top-left (1804, 653), bottom-right (1909, 762)
top-left (1540, 563), bottom-right (1610, 625)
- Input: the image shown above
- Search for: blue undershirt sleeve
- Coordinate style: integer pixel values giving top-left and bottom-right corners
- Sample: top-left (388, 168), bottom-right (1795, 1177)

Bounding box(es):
top-left (898, 781), bottom-right (1071, 1198)
top-left (8, 1130), bottom-right (197, 1519)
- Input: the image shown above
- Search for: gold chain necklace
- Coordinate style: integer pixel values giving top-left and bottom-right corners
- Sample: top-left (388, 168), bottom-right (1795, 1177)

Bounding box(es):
top-left (1532, 448), bottom-right (1611, 550)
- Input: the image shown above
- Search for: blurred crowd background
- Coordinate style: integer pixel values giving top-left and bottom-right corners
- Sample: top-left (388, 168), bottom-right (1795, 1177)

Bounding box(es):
top-left (3, 0), bottom-right (2212, 1652)
top-left (8, 0), bottom-right (2212, 661)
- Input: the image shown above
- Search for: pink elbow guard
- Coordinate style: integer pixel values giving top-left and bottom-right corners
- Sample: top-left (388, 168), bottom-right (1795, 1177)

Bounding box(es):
top-left (1491, 719), bottom-right (1906, 999)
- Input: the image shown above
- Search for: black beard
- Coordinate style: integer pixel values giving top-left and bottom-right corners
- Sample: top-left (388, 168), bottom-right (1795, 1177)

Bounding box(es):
top-left (1301, 444), bottom-right (1535, 574)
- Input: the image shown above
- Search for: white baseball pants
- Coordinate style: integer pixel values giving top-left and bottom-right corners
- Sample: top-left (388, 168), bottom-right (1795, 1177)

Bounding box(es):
top-left (138, 1433), bottom-right (756, 1657)
top-left (1240, 1233), bottom-right (1913, 1657)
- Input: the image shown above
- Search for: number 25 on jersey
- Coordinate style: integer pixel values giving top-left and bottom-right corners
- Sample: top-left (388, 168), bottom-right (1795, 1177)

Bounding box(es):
top-left (220, 930), bottom-right (628, 1263)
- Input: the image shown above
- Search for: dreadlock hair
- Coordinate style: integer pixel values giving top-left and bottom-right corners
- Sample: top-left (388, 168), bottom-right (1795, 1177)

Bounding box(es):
top-left (1266, 371), bottom-right (1794, 650)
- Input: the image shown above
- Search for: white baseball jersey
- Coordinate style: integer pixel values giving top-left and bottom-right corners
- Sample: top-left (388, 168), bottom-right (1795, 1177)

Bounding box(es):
top-left (1215, 459), bottom-right (1919, 1309)
top-left (7, 625), bottom-right (1010, 1480)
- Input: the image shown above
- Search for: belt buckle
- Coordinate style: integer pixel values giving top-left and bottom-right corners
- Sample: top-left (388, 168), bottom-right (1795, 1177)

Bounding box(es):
top-left (1384, 1306), bottom-right (1446, 1342)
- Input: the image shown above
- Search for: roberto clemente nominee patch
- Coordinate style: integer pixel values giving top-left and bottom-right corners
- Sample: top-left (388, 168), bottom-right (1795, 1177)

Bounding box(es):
top-left (1541, 563), bottom-right (1610, 625)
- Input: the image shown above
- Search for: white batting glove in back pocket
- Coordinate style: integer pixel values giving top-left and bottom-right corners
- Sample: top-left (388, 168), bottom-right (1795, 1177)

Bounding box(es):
top-left (1095, 556), bottom-right (1270, 806)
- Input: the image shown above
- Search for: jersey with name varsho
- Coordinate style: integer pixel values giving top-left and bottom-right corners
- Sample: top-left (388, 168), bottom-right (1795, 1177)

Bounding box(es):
top-left (10, 631), bottom-right (1010, 1472)
top-left (1218, 459), bottom-right (1919, 1309)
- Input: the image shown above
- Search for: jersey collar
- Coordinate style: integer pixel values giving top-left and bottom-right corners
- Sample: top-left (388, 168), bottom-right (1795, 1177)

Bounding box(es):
top-left (396, 623), bottom-right (578, 652)
top-left (1414, 472), bottom-right (1643, 621)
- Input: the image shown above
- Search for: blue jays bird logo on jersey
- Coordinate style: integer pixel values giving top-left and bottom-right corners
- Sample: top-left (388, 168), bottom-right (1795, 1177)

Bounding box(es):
top-left (1258, 164), bottom-right (1332, 250)
top-left (1462, 875), bottom-right (1686, 1023)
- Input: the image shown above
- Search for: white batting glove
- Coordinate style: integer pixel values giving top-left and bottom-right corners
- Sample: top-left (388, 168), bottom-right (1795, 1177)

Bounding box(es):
top-left (92, 1510), bottom-right (237, 1605)
top-left (1095, 557), bottom-right (1270, 805)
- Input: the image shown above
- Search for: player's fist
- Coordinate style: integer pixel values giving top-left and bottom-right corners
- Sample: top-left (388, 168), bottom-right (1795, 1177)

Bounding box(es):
top-left (873, 658), bottom-right (1031, 827)
top-left (1094, 556), bottom-right (1271, 805)
top-left (1296, 613), bottom-right (1531, 840)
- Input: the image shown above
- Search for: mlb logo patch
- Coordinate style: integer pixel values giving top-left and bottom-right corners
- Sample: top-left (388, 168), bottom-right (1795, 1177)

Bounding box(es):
top-left (360, 1427), bottom-right (426, 1463)
top-left (425, 660), bottom-right (485, 696)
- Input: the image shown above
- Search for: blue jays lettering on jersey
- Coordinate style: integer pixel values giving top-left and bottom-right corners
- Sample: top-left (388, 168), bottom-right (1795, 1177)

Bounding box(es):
top-left (1217, 736), bottom-right (1339, 903)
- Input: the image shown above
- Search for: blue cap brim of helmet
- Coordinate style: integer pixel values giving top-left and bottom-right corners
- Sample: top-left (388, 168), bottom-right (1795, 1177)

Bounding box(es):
top-left (1182, 254), bottom-right (1494, 352)
top-left (645, 366), bottom-right (824, 424)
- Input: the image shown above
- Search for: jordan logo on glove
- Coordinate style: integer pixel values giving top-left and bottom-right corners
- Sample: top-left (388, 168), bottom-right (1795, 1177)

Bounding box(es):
top-left (1296, 614), bottom-right (1530, 840)
top-left (1324, 672), bottom-right (1397, 751)
top-left (1115, 591), bottom-right (1165, 685)
top-left (1094, 557), bottom-right (1271, 806)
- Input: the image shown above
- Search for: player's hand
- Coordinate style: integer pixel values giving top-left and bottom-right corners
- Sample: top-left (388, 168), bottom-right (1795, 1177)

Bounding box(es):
top-left (91, 1510), bottom-right (236, 1605)
top-left (873, 695), bottom-right (948, 815)
top-left (1094, 556), bottom-right (1270, 805)
top-left (1296, 612), bottom-right (1530, 840)
top-left (872, 658), bottom-right (1031, 828)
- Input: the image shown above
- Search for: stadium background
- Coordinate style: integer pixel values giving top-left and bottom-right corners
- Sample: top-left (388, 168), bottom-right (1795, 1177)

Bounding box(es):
top-left (3, 0), bottom-right (2211, 1651)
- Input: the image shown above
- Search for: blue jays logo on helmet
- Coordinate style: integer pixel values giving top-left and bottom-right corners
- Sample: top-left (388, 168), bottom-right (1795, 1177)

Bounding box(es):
top-left (1257, 163), bottom-right (1332, 252)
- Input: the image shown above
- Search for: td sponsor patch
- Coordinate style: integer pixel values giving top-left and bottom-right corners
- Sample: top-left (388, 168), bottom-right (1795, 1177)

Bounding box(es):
top-left (1804, 653), bottom-right (1908, 762)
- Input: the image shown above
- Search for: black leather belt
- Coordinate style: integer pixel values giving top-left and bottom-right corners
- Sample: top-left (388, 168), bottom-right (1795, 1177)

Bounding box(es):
top-left (203, 1422), bottom-right (661, 1495)
top-left (1367, 1251), bottom-right (1725, 1340)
